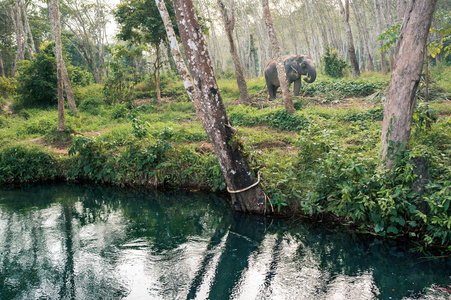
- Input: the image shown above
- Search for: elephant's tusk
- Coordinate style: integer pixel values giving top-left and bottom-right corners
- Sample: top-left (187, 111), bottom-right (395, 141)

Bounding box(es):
top-left (291, 65), bottom-right (300, 77)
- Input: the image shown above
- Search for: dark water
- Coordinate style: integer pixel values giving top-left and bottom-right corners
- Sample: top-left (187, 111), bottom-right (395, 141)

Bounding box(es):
top-left (0, 184), bottom-right (450, 300)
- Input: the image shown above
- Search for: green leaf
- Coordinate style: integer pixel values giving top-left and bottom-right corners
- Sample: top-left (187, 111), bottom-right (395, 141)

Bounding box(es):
top-left (387, 226), bottom-right (399, 234)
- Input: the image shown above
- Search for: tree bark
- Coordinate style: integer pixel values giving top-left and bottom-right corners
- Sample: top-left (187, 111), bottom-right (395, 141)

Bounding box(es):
top-left (49, 0), bottom-right (77, 115)
top-left (373, 0), bottom-right (388, 75)
top-left (351, 0), bottom-right (375, 72)
top-left (381, 0), bottom-right (437, 169)
top-left (217, 0), bottom-right (250, 103)
top-left (155, 0), bottom-right (203, 121)
top-left (49, 0), bottom-right (65, 131)
top-left (19, 0), bottom-right (35, 55)
top-left (0, 50), bottom-right (5, 77)
top-left (10, 3), bottom-right (23, 77)
top-left (96, 0), bottom-right (104, 85)
top-left (338, 0), bottom-right (360, 78)
top-left (172, 0), bottom-right (267, 214)
top-left (154, 43), bottom-right (161, 104)
top-left (15, 0), bottom-right (32, 59)
top-left (61, 62), bottom-right (78, 114)
top-left (261, 0), bottom-right (294, 113)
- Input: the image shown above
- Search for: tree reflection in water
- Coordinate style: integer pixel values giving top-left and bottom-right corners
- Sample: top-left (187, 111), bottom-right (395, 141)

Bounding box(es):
top-left (0, 184), bottom-right (450, 299)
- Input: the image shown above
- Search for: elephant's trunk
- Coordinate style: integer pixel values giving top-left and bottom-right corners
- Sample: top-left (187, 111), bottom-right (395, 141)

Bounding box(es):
top-left (303, 68), bottom-right (316, 83)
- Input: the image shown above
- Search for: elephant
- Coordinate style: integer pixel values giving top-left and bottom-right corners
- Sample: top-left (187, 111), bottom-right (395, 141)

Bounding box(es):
top-left (264, 54), bottom-right (316, 99)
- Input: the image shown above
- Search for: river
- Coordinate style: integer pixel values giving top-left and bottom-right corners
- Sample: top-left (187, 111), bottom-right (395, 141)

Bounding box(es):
top-left (0, 184), bottom-right (449, 299)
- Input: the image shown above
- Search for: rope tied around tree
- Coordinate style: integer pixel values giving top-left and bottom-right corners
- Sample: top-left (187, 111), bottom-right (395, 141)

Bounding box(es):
top-left (227, 171), bottom-right (261, 194)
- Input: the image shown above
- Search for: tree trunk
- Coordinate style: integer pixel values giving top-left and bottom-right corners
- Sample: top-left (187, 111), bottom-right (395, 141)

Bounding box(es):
top-left (49, 0), bottom-right (77, 115)
top-left (154, 43), bottom-right (161, 104)
top-left (49, 0), bottom-right (65, 132)
top-left (172, 0), bottom-right (267, 214)
top-left (96, 0), bottom-right (104, 85)
top-left (351, 0), bottom-right (375, 72)
top-left (338, 0), bottom-right (360, 78)
top-left (424, 48), bottom-right (431, 131)
top-left (15, 0), bottom-right (31, 59)
top-left (155, 0), bottom-right (203, 120)
top-left (217, 0), bottom-right (250, 103)
top-left (61, 62), bottom-right (78, 114)
top-left (373, 0), bottom-right (388, 75)
top-left (261, 0), bottom-right (294, 113)
top-left (0, 51), bottom-right (5, 78)
top-left (381, 0), bottom-right (437, 169)
top-left (10, 3), bottom-right (23, 77)
top-left (19, 0), bottom-right (35, 55)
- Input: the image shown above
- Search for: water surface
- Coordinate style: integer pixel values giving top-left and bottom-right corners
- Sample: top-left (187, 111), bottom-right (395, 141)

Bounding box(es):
top-left (0, 184), bottom-right (450, 299)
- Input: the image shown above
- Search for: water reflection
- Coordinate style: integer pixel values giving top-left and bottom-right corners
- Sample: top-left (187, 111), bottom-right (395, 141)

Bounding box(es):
top-left (0, 184), bottom-right (449, 300)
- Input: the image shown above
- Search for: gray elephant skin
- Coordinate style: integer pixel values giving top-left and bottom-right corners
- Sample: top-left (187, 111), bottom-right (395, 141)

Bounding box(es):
top-left (264, 55), bottom-right (316, 99)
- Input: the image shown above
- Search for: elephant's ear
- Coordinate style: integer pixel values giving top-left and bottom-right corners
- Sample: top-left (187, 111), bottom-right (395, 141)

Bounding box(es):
top-left (296, 56), bottom-right (305, 65)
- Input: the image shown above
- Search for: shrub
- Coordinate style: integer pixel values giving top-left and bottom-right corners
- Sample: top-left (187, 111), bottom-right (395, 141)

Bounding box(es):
top-left (322, 46), bottom-right (348, 78)
top-left (15, 41), bottom-right (92, 108)
top-left (0, 77), bottom-right (16, 95)
top-left (79, 97), bottom-right (105, 115)
top-left (0, 144), bottom-right (57, 183)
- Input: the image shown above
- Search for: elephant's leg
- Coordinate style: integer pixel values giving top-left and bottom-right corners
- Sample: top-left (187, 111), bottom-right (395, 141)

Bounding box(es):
top-left (268, 85), bottom-right (277, 99)
top-left (293, 79), bottom-right (302, 96)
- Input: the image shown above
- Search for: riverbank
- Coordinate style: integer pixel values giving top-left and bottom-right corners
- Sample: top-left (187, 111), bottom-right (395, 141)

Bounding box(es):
top-left (1, 73), bottom-right (451, 252)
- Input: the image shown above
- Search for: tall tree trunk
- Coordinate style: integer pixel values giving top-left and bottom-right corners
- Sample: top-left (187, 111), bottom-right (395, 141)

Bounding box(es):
top-left (217, 0), bottom-right (250, 103)
top-left (49, 0), bottom-right (65, 131)
top-left (261, 0), bottom-right (294, 113)
top-left (338, 0), bottom-right (360, 78)
top-left (15, 0), bottom-right (31, 59)
top-left (381, 0), bottom-right (437, 169)
top-left (154, 44), bottom-right (161, 104)
top-left (0, 51), bottom-right (5, 78)
top-left (172, 0), bottom-right (267, 214)
top-left (155, 0), bottom-right (203, 120)
top-left (351, 0), bottom-right (375, 72)
top-left (373, 0), bottom-right (388, 75)
top-left (10, 4), bottom-right (23, 77)
top-left (49, 0), bottom-right (77, 115)
top-left (61, 63), bottom-right (78, 114)
top-left (19, 0), bottom-right (35, 55)
top-left (96, 0), bottom-right (104, 85)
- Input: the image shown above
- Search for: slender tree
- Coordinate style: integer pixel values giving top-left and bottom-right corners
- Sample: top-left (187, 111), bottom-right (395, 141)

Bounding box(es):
top-left (217, 0), bottom-right (250, 103)
top-left (373, 0), bottom-right (388, 75)
top-left (172, 0), bottom-right (267, 214)
top-left (19, 0), bottom-right (35, 55)
top-left (154, 0), bottom-right (203, 121)
top-left (338, 0), bottom-right (360, 78)
top-left (260, 0), bottom-right (294, 113)
top-left (48, 0), bottom-right (65, 131)
top-left (0, 50), bottom-right (4, 77)
top-left (49, 0), bottom-right (78, 115)
top-left (381, 0), bottom-right (437, 168)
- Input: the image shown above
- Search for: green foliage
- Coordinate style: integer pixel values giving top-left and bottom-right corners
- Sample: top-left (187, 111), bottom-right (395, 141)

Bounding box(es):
top-left (378, 23), bottom-right (401, 53)
top-left (15, 41), bottom-right (91, 108)
top-left (74, 84), bottom-right (105, 105)
top-left (128, 111), bottom-right (150, 138)
top-left (228, 106), bottom-right (310, 131)
top-left (0, 77), bottom-right (16, 95)
top-left (79, 97), bottom-right (105, 115)
top-left (302, 76), bottom-right (388, 96)
top-left (429, 12), bottom-right (451, 59)
top-left (0, 144), bottom-right (57, 183)
top-left (16, 43), bottom-right (57, 107)
top-left (322, 46), bottom-right (348, 78)
top-left (115, 0), bottom-right (178, 45)
top-left (103, 44), bottom-right (144, 105)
